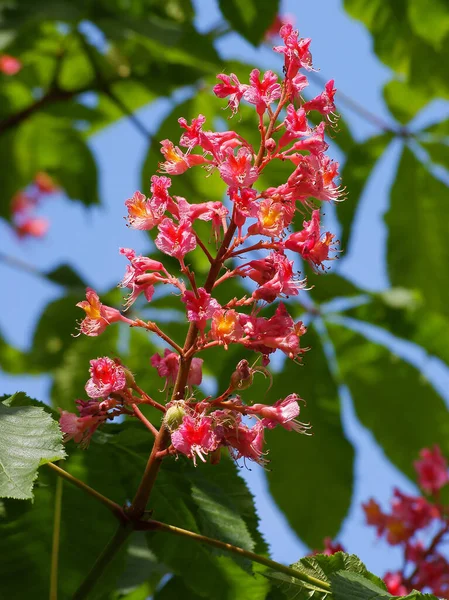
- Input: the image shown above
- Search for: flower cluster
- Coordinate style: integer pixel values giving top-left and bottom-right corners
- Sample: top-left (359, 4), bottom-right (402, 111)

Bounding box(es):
top-left (317, 446), bottom-right (449, 598)
top-left (62, 25), bottom-right (342, 465)
top-left (10, 172), bottom-right (58, 238)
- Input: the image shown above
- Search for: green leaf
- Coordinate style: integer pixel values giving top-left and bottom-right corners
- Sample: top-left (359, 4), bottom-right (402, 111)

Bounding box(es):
top-left (343, 0), bottom-right (449, 101)
top-left (0, 330), bottom-right (32, 374)
top-left (345, 290), bottom-right (449, 367)
top-left (44, 263), bottom-right (87, 289)
top-left (0, 393), bottom-right (65, 499)
top-left (105, 425), bottom-right (269, 599)
top-left (15, 114), bottom-right (100, 206)
top-left (218, 0), bottom-right (280, 46)
top-left (267, 552), bottom-right (387, 600)
top-left (330, 570), bottom-right (391, 600)
top-left (327, 322), bottom-right (449, 481)
top-left (308, 271), bottom-right (363, 305)
top-left (29, 293), bottom-right (83, 371)
top-left (0, 437), bottom-right (133, 598)
top-left (407, 0), bottom-right (449, 50)
top-left (383, 79), bottom-right (429, 125)
top-left (250, 327), bottom-right (354, 548)
top-left (421, 140), bottom-right (449, 172)
top-left (339, 132), bottom-right (393, 252)
top-left (385, 146), bottom-right (449, 317)
top-left (154, 576), bottom-right (205, 599)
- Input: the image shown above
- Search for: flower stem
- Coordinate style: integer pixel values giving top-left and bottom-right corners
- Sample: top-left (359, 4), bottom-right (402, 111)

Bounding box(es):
top-left (132, 404), bottom-right (159, 436)
top-left (72, 524), bottom-right (133, 600)
top-left (140, 519), bottom-right (331, 593)
top-left (46, 462), bottom-right (127, 523)
top-left (49, 469), bottom-right (63, 600)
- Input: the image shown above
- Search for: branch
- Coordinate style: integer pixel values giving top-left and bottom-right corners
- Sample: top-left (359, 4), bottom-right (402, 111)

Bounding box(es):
top-left (77, 30), bottom-right (152, 141)
top-left (139, 519), bottom-right (331, 593)
top-left (46, 462), bottom-right (127, 524)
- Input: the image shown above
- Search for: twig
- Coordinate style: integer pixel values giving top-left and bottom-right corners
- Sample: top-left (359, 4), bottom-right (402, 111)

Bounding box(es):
top-left (46, 462), bottom-right (127, 523)
top-left (139, 519), bottom-right (331, 593)
top-left (132, 404), bottom-right (159, 436)
top-left (49, 469), bottom-right (64, 600)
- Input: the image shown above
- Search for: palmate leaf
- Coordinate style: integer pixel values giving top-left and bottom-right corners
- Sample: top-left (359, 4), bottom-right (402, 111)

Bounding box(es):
top-left (218, 0), bottom-right (280, 47)
top-left (0, 393), bottom-right (65, 499)
top-left (385, 146), bottom-right (449, 318)
top-left (327, 322), bottom-right (449, 481)
top-left (266, 552), bottom-right (389, 600)
top-left (345, 290), bottom-right (449, 367)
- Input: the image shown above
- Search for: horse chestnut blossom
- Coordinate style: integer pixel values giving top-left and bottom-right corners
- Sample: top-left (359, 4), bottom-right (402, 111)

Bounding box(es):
top-left (317, 446), bottom-right (449, 598)
top-left (61, 24), bottom-right (344, 470)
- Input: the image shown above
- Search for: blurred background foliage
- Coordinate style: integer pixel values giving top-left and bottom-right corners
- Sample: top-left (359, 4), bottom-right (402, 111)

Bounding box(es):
top-left (1, 0), bottom-right (449, 598)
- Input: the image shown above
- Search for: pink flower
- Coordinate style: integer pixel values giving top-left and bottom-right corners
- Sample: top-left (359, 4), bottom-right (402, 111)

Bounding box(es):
top-left (171, 415), bottom-right (220, 465)
top-left (285, 210), bottom-right (337, 270)
top-left (243, 69), bottom-right (281, 115)
top-left (274, 24), bottom-right (313, 78)
top-left (0, 54), bottom-right (22, 75)
top-left (279, 106), bottom-right (310, 148)
top-left (151, 349), bottom-right (203, 387)
top-left (59, 411), bottom-right (105, 448)
top-left (247, 198), bottom-right (294, 238)
top-left (159, 140), bottom-right (207, 175)
top-left (177, 198), bottom-right (228, 241)
top-left (224, 421), bottom-right (267, 465)
top-left (178, 114), bottom-right (206, 149)
top-left (289, 122), bottom-right (329, 157)
top-left (213, 73), bottom-right (248, 114)
top-left (414, 446), bottom-right (449, 495)
top-left (241, 303), bottom-right (307, 361)
top-left (247, 394), bottom-right (309, 433)
top-left (210, 309), bottom-right (244, 346)
top-left (76, 288), bottom-right (130, 336)
top-left (241, 252), bottom-right (306, 303)
top-left (34, 172), bottom-right (58, 194)
top-left (303, 80), bottom-right (337, 118)
top-left (228, 187), bottom-right (258, 233)
top-left (264, 14), bottom-right (295, 42)
top-left (218, 147), bottom-right (258, 188)
top-left (85, 357), bottom-right (127, 399)
top-left (119, 247), bottom-right (169, 308)
top-left (15, 217), bottom-right (49, 238)
top-left (125, 190), bottom-right (164, 230)
top-left (321, 537), bottom-right (345, 556)
top-left (383, 572), bottom-right (408, 596)
top-left (155, 217), bottom-right (197, 262)
top-left (362, 498), bottom-right (386, 536)
top-left (182, 288), bottom-right (221, 331)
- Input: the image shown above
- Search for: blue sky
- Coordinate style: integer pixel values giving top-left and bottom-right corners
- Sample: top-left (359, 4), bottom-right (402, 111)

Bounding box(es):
top-left (1, 0), bottom-right (449, 579)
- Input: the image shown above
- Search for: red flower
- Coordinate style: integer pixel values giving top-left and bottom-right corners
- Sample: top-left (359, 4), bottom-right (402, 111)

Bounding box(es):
top-left (76, 288), bottom-right (130, 336)
top-left (243, 69), bottom-right (281, 116)
top-left (182, 288), bottom-right (221, 331)
top-left (85, 357), bottom-right (127, 399)
top-left (213, 73), bottom-right (248, 114)
top-left (414, 446), bottom-right (449, 495)
top-left (155, 217), bottom-right (197, 262)
top-left (218, 147), bottom-right (258, 188)
top-left (171, 415), bottom-right (220, 465)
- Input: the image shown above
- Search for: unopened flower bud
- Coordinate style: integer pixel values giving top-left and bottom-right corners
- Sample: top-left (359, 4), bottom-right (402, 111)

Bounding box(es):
top-left (265, 137), bottom-right (276, 153)
top-left (230, 359), bottom-right (253, 391)
top-left (164, 401), bottom-right (187, 432)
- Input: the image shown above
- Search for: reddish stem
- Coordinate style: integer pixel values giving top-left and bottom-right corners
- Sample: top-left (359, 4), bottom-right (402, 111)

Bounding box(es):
top-left (132, 405), bottom-right (159, 436)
